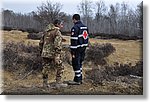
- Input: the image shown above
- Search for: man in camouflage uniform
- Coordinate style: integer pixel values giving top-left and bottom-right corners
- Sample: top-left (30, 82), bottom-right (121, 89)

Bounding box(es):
top-left (39, 19), bottom-right (67, 88)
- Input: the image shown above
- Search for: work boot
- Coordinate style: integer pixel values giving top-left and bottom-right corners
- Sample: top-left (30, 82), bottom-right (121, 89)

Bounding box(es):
top-left (55, 83), bottom-right (68, 88)
top-left (67, 80), bottom-right (82, 85)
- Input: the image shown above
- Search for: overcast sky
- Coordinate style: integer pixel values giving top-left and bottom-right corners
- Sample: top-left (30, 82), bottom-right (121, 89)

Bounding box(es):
top-left (1, 0), bottom-right (143, 14)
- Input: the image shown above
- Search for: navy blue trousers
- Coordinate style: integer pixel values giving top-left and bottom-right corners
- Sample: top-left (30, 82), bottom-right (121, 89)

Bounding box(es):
top-left (72, 47), bottom-right (86, 82)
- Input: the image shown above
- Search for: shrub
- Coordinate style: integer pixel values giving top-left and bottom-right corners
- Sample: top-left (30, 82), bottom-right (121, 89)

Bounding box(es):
top-left (85, 43), bottom-right (116, 65)
top-left (85, 61), bottom-right (143, 94)
top-left (92, 33), bottom-right (143, 40)
top-left (61, 44), bottom-right (72, 65)
top-left (3, 42), bottom-right (72, 73)
top-left (3, 42), bottom-right (42, 72)
top-left (86, 61), bottom-right (143, 84)
top-left (27, 32), bottom-right (43, 40)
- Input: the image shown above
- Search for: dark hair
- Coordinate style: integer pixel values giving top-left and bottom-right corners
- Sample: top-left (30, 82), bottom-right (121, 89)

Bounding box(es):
top-left (53, 19), bottom-right (62, 26)
top-left (72, 14), bottom-right (80, 20)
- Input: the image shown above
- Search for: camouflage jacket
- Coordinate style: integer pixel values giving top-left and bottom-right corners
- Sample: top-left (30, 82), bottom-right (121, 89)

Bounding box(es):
top-left (39, 24), bottom-right (63, 58)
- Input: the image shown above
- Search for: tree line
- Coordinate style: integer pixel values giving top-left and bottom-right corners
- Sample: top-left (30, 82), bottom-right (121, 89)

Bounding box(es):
top-left (2, 0), bottom-right (143, 38)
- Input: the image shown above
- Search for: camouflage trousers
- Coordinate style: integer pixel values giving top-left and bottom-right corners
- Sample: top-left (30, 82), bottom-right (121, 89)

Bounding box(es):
top-left (42, 54), bottom-right (64, 83)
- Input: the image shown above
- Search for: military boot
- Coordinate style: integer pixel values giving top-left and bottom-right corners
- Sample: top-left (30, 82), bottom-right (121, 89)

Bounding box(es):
top-left (67, 80), bottom-right (82, 85)
top-left (55, 83), bottom-right (68, 88)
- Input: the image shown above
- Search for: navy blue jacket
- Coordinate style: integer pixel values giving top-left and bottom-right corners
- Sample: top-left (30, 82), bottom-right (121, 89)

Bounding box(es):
top-left (70, 21), bottom-right (89, 54)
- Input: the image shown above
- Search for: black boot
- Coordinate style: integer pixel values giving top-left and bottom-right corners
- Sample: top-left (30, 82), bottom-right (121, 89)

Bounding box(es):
top-left (67, 80), bottom-right (82, 85)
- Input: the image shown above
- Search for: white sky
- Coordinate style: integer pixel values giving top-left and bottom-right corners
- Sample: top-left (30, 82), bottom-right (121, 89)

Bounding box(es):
top-left (1, 0), bottom-right (143, 14)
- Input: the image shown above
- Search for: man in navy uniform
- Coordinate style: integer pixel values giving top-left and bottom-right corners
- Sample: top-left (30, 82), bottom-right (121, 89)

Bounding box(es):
top-left (68, 14), bottom-right (89, 85)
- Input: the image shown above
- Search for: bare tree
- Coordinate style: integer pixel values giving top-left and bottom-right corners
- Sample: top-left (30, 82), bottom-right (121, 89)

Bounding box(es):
top-left (95, 0), bottom-right (107, 33)
top-left (34, 1), bottom-right (63, 28)
top-left (77, 0), bottom-right (93, 27)
top-left (136, 1), bottom-right (143, 36)
top-left (2, 0), bottom-right (142, 38)
top-left (2, 9), bottom-right (41, 32)
top-left (119, 2), bottom-right (129, 35)
top-left (3, 10), bottom-right (14, 27)
top-left (108, 3), bottom-right (120, 34)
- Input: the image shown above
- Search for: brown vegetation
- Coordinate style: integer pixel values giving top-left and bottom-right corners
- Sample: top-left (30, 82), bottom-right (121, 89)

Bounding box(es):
top-left (1, 30), bottom-right (143, 95)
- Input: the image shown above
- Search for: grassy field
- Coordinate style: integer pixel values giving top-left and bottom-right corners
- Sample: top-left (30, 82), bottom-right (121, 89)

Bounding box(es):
top-left (1, 30), bottom-right (143, 95)
top-left (3, 30), bottom-right (142, 65)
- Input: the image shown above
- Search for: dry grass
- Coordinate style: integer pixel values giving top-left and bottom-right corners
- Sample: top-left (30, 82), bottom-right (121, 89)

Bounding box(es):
top-left (89, 38), bottom-right (142, 65)
top-left (3, 30), bottom-right (39, 46)
top-left (3, 31), bottom-right (142, 65)
top-left (2, 30), bottom-right (143, 95)
top-left (47, 35), bottom-right (142, 65)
